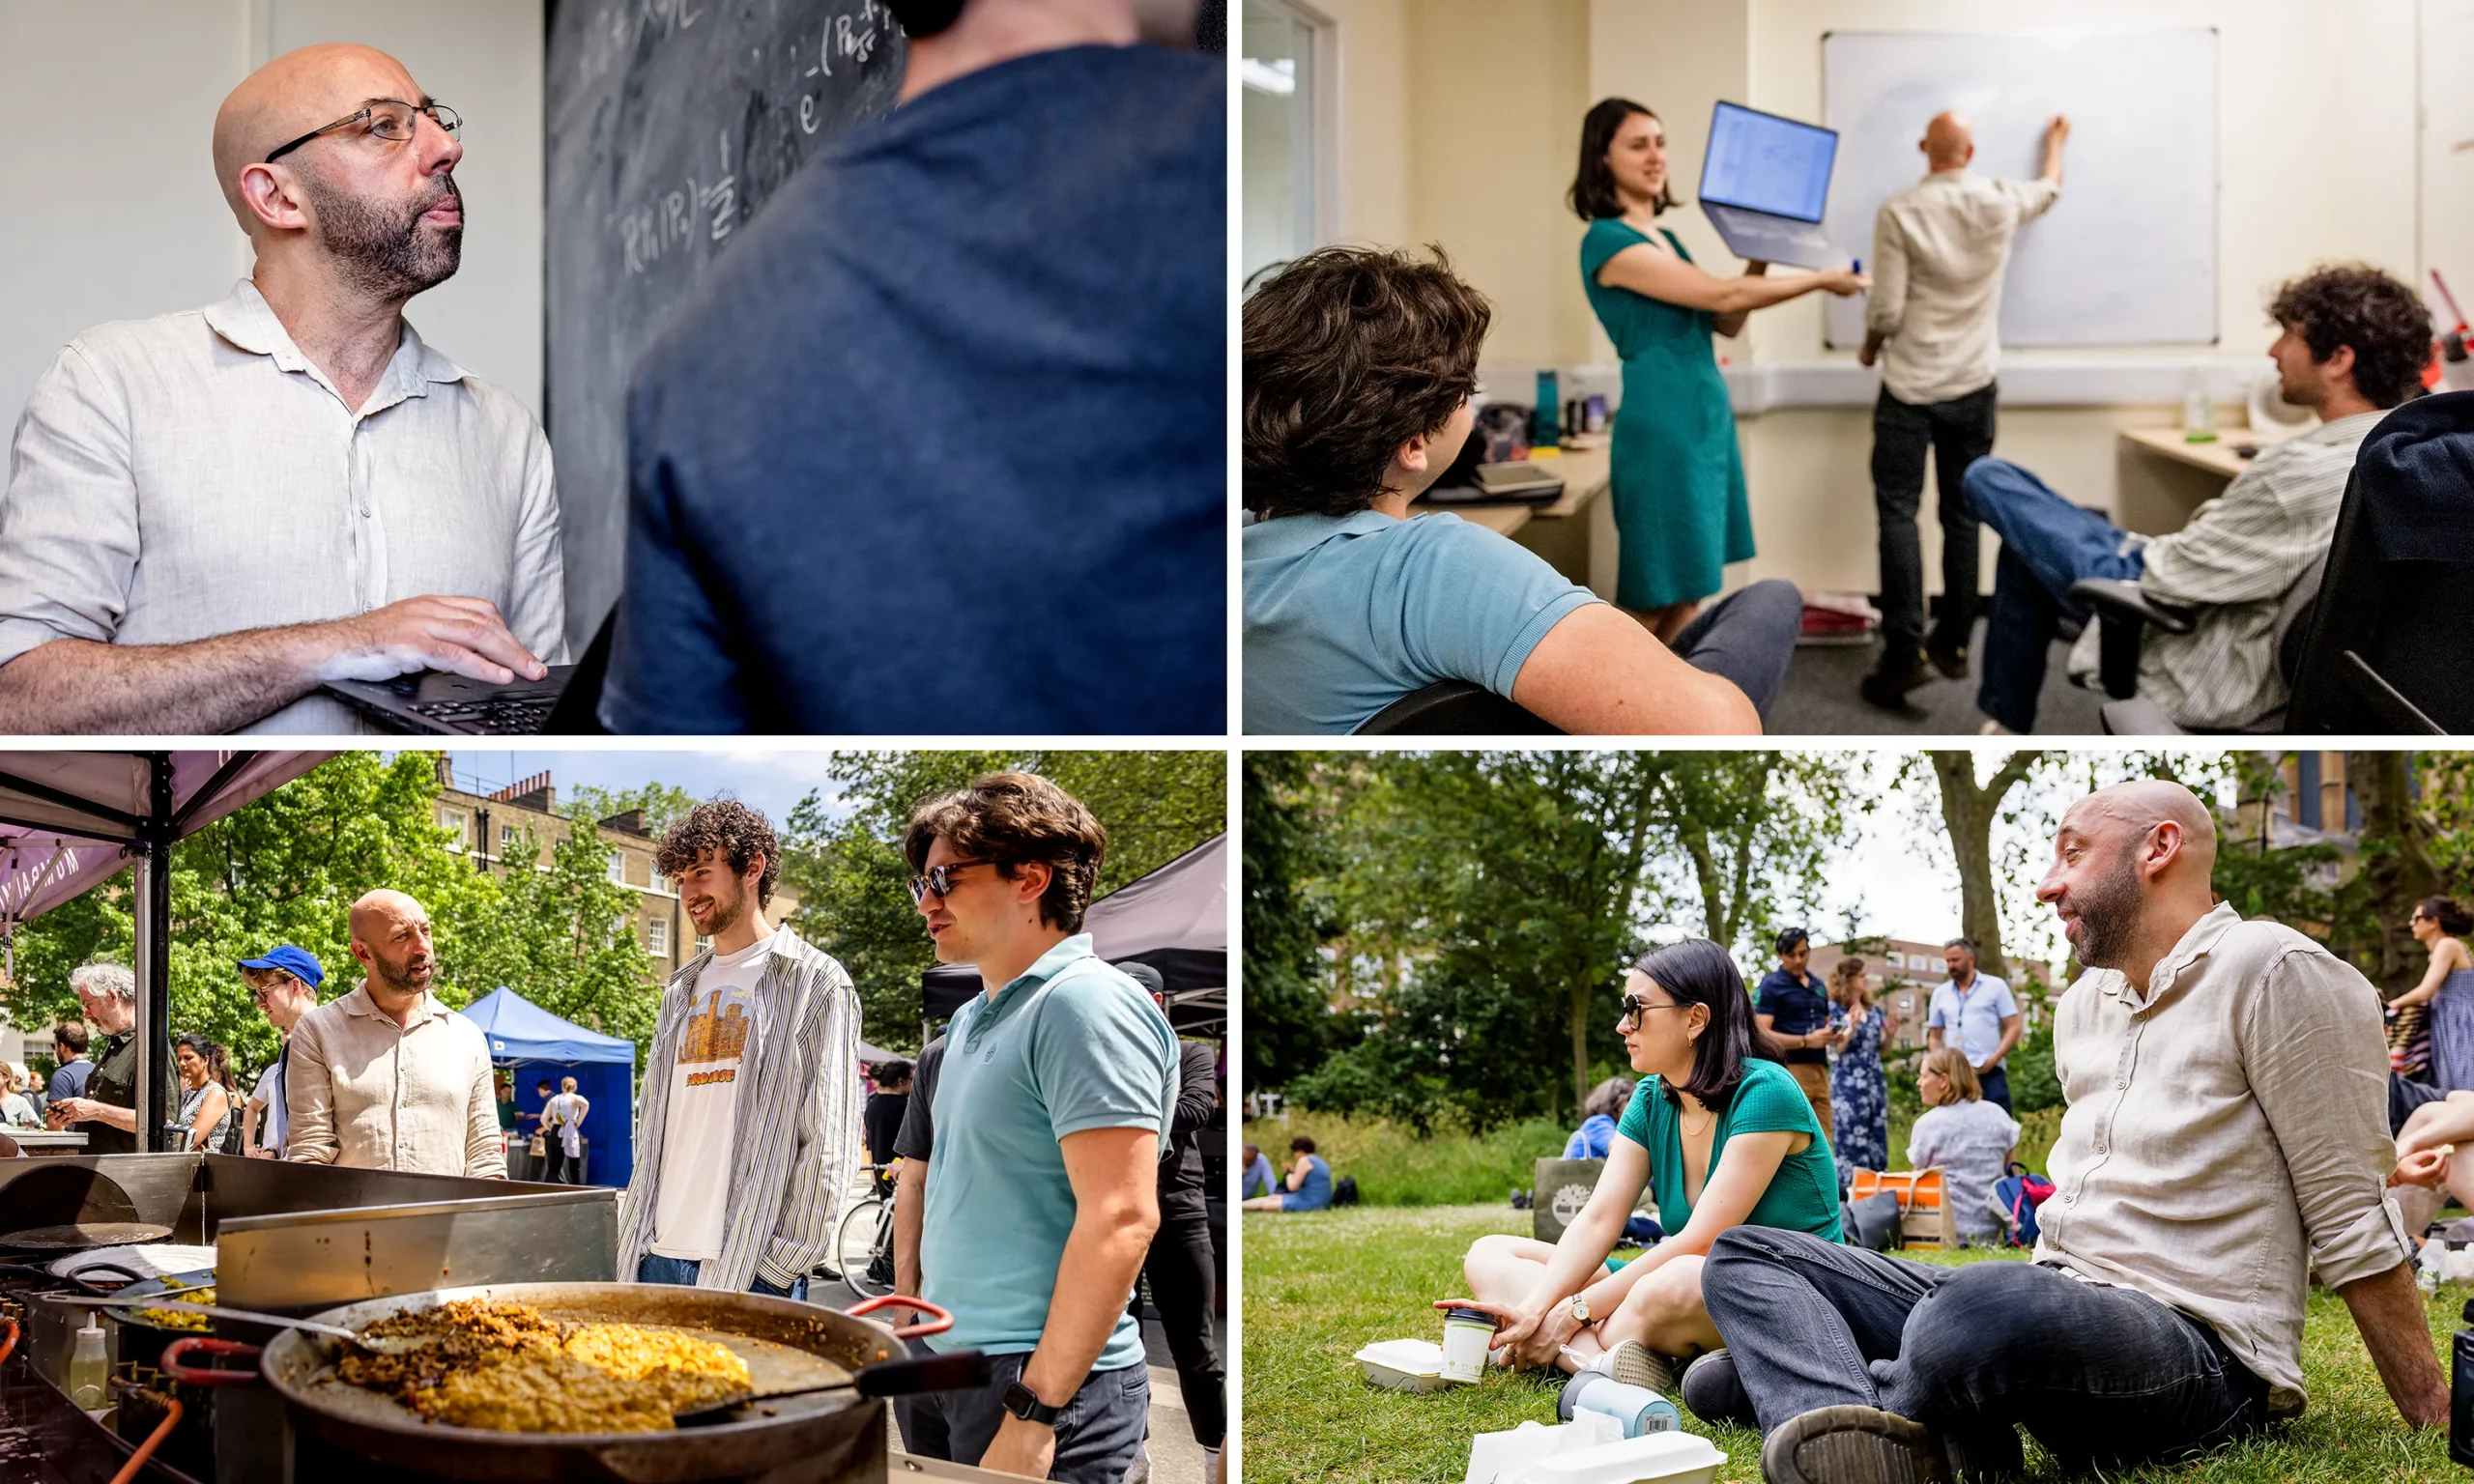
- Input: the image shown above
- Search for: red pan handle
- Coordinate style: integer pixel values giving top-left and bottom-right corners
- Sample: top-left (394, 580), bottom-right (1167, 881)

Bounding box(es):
top-left (846, 1294), bottom-right (951, 1340)
top-left (160, 1336), bottom-right (263, 1386)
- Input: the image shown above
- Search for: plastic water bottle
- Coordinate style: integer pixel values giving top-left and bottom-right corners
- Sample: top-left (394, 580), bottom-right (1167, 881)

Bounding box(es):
top-left (1558, 1370), bottom-right (1682, 1437)
top-left (2452, 1298), bottom-right (2474, 1466)
top-left (1535, 369), bottom-right (1562, 445)
top-left (2181, 361), bottom-right (2215, 438)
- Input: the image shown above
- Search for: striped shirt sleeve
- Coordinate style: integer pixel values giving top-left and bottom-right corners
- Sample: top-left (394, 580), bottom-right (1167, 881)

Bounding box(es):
top-left (753, 955), bottom-right (864, 1288)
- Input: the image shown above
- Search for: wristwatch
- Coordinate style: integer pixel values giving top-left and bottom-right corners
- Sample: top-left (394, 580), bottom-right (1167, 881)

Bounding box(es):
top-left (1569, 1294), bottom-right (1592, 1326)
top-left (1002, 1380), bottom-right (1063, 1427)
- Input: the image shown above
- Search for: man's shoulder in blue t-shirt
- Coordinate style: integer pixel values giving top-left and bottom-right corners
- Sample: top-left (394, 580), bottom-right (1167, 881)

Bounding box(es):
top-left (605, 43), bottom-right (1224, 735)
top-left (1242, 508), bottom-right (1598, 733)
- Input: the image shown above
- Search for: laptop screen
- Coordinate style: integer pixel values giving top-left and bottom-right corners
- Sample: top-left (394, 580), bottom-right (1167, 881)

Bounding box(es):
top-left (1699, 101), bottom-right (1837, 223)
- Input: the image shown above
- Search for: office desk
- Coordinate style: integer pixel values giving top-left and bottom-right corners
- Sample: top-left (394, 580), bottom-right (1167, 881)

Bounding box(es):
top-left (1412, 447), bottom-right (1614, 542)
top-left (2119, 426), bottom-right (2257, 481)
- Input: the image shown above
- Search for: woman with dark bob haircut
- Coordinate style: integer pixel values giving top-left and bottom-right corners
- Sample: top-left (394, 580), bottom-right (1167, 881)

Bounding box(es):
top-left (1455, 937), bottom-right (1841, 1404)
top-left (1573, 99), bottom-right (1864, 642)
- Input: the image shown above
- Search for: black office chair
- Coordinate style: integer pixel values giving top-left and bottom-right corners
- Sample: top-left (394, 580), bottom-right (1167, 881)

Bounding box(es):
top-left (2074, 552), bottom-right (2322, 735)
top-left (2287, 388), bottom-right (2474, 734)
top-left (1354, 680), bottom-right (1563, 735)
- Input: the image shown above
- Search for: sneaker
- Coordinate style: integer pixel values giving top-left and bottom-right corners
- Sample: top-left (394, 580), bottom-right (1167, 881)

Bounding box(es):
top-left (1123, 1442), bottom-right (1151, 1484)
top-left (1976, 719), bottom-right (2016, 735)
top-left (1761, 1406), bottom-right (1948, 1484)
top-left (1679, 1349), bottom-right (1755, 1426)
top-left (1602, 1338), bottom-right (1677, 1394)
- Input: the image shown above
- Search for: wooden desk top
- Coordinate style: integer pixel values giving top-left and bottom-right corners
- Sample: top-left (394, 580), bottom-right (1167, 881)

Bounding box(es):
top-left (1409, 445), bottom-right (1616, 536)
top-left (2119, 425), bottom-right (2259, 480)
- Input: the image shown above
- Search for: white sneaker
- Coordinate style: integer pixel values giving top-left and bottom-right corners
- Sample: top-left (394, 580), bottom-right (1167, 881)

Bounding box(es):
top-left (1977, 719), bottom-right (2016, 735)
top-left (1122, 1443), bottom-right (1151, 1484)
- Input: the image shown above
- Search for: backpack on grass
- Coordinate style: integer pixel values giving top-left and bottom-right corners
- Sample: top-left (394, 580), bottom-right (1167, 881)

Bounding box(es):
top-left (1991, 1162), bottom-right (2057, 1247)
top-left (1332, 1174), bottom-right (1360, 1207)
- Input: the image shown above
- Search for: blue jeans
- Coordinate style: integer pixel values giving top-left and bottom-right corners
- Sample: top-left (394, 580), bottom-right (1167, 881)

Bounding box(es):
top-left (634, 1251), bottom-right (808, 1301)
top-left (1977, 1067), bottom-right (2011, 1116)
top-left (1966, 458), bottom-right (2145, 732)
top-left (1702, 1227), bottom-right (2269, 1469)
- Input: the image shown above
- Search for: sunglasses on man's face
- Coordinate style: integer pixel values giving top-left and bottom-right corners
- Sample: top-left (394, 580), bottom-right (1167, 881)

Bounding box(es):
top-left (907, 860), bottom-right (992, 903)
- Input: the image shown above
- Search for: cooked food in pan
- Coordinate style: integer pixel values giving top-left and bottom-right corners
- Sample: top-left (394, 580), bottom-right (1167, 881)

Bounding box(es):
top-left (332, 1298), bottom-right (753, 1433)
top-left (133, 1283), bottom-right (218, 1331)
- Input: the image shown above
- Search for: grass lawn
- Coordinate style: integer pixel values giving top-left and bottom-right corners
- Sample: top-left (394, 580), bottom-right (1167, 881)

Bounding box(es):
top-left (1244, 1203), bottom-right (2467, 1483)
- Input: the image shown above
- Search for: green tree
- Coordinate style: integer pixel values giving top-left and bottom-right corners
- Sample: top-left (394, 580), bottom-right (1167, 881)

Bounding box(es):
top-left (1241, 753), bottom-right (1335, 1090)
top-left (454, 819), bottom-right (657, 1051)
top-left (781, 751), bottom-right (1226, 1050)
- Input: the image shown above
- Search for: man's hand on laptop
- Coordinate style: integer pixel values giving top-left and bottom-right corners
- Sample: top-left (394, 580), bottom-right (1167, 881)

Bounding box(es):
top-left (314, 595), bottom-right (548, 686)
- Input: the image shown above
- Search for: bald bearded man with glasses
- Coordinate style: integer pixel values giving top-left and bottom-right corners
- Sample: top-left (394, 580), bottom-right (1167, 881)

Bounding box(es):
top-left (0, 43), bottom-right (564, 734)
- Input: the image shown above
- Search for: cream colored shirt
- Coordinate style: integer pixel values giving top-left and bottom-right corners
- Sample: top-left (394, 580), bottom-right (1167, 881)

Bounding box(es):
top-left (0, 279), bottom-right (567, 733)
top-left (1866, 171), bottom-right (2061, 405)
top-left (2033, 902), bottom-right (2412, 1416)
top-left (284, 983), bottom-right (505, 1179)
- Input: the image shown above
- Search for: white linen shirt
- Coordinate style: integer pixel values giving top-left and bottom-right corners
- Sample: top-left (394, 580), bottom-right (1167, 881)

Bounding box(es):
top-left (0, 279), bottom-right (566, 733)
top-left (2032, 902), bottom-right (2413, 1417)
top-left (1866, 171), bottom-right (2061, 405)
top-left (284, 983), bottom-right (506, 1179)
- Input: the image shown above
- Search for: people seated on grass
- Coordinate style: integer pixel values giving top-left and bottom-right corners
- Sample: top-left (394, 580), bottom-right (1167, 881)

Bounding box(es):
top-left (1240, 1135), bottom-right (1334, 1213)
top-left (1694, 781), bottom-right (2446, 1484)
top-left (1241, 244), bottom-right (1800, 735)
top-left (2389, 1088), bottom-right (2474, 1236)
top-left (1566, 1076), bottom-right (1635, 1159)
top-left (1970, 264), bottom-right (2433, 733)
top-left (1453, 938), bottom-right (1838, 1398)
top-left (1241, 1140), bottom-right (1276, 1199)
top-left (1903, 1048), bottom-right (2020, 1247)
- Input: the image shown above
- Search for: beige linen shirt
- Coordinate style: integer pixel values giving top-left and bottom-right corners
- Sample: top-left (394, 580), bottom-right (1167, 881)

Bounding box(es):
top-left (0, 280), bottom-right (566, 733)
top-left (284, 984), bottom-right (505, 1179)
top-left (1866, 172), bottom-right (2061, 405)
top-left (2033, 902), bottom-right (2412, 1417)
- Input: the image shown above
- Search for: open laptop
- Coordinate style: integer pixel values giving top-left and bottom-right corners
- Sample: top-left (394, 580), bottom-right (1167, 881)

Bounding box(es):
top-left (321, 609), bottom-right (614, 735)
top-left (1696, 100), bottom-right (1843, 271)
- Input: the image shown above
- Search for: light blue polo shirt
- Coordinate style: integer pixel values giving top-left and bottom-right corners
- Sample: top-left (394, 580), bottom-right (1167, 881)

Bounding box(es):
top-left (1926, 972), bottom-right (2019, 1069)
top-left (920, 934), bottom-right (1177, 1370)
top-left (1243, 509), bottom-right (1598, 734)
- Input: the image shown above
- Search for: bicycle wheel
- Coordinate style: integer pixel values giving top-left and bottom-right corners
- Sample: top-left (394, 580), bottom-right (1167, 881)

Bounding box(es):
top-left (833, 1194), bottom-right (893, 1298)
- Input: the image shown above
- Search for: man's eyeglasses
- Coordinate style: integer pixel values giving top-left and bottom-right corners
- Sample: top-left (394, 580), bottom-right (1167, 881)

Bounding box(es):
top-left (907, 860), bottom-right (992, 903)
top-left (1618, 994), bottom-right (1693, 1031)
top-left (264, 99), bottom-right (462, 164)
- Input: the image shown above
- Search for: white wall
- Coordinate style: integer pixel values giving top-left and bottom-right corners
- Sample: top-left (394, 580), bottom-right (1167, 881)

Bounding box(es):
top-left (0, 0), bottom-right (544, 430)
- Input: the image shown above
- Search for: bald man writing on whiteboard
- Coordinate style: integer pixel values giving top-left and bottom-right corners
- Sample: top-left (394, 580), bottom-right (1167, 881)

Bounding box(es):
top-left (1856, 112), bottom-right (2067, 712)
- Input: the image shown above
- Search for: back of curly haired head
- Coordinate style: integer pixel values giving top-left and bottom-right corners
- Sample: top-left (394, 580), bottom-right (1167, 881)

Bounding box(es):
top-left (2267, 263), bottom-right (2433, 411)
top-left (655, 801), bottom-right (782, 907)
top-left (1243, 244), bottom-right (1491, 520)
top-left (904, 773), bottom-right (1108, 933)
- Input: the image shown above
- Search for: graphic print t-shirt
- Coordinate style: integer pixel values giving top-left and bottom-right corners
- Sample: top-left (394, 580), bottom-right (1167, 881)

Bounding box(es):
top-left (651, 928), bottom-right (777, 1259)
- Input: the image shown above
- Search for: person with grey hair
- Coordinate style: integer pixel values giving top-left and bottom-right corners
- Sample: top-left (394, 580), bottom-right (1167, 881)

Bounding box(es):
top-left (46, 962), bottom-right (174, 1156)
top-left (1925, 935), bottom-right (2021, 1114)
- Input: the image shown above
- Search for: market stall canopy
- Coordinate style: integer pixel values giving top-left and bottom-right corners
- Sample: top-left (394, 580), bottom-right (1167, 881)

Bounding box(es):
top-left (464, 985), bottom-right (637, 1187)
top-left (920, 834), bottom-right (1226, 1033)
top-left (0, 751), bottom-right (335, 932)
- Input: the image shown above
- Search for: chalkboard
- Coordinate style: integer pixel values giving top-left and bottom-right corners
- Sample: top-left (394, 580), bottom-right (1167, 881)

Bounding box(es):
top-left (1819, 28), bottom-right (2219, 352)
top-left (545, 0), bottom-right (908, 654)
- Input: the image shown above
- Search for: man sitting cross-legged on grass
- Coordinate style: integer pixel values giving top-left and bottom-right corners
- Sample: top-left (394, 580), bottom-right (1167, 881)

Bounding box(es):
top-left (1698, 781), bottom-right (2446, 1484)
top-left (1448, 938), bottom-right (1840, 1397)
top-left (1242, 245), bottom-right (1799, 735)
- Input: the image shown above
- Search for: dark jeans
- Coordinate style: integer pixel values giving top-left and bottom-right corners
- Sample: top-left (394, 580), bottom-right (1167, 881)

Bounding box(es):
top-left (896, 1349), bottom-right (1149, 1484)
top-left (544, 1146), bottom-right (582, 1184)
top-left (1136, 1190), bottom-right (1224, 1446)
top-left (1674, 578), bottom-right (1802, 723)
top-left (1977, 1067), bottom-right (2012, 1116)
top-left (1967, 457), bottom-right (2145, 732)
top-left (1873, 384), bottom-right (1999, 665)
top-left (1703, 1227), bottom-right (2270, 1470)
top-left (633, 1251), bottom-right (808, 1301)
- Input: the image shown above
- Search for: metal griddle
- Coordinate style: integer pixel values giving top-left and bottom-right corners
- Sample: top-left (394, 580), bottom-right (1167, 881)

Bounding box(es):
top-left (0, 1221), bottom-right (174, 1251)
top-left (250, 1283), bottom-right (932, 1483)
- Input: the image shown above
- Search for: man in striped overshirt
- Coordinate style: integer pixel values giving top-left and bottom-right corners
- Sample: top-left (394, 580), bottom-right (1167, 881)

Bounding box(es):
top-left (1964, 263), bottom-right (2432, 732)
top-left (618, 802), bottom-right (863, 1297)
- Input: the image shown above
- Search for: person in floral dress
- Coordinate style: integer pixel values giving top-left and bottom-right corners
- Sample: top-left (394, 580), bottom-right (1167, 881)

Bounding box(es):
top-left (1827, 956), bottom-right (1896, 1190)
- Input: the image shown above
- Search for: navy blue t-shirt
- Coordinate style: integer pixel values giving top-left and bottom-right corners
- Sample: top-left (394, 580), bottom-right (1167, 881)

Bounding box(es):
top-left (601, 44), bottom-right (1225, 733)
top-left (1754, 968), bottom-right (1831, 1066)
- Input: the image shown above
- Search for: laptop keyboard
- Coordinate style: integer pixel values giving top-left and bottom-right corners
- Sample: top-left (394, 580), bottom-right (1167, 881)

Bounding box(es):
top-left (407, 695), bottom-right (559, 734)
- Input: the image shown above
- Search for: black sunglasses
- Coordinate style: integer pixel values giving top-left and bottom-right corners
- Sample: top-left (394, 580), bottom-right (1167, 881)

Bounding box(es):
top-left (1618, 994), bottom-right (1694, 1030)
top-left (907, 860), bottom-right (992, 903)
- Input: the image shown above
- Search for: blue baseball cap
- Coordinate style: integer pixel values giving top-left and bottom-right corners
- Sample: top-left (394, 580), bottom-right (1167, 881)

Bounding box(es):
top-left (237, 946), bottom-right (325, 988)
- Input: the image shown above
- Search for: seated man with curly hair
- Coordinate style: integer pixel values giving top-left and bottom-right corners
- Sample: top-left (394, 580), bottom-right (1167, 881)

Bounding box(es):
top-left (1242, 245), bottom-right (1801, 735)
top-left (1970, 263), bottom-right (2435, 733)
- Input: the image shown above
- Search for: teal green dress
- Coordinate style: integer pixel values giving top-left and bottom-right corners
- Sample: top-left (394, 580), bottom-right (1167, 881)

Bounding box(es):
top-left (1612, 1059), bottom-right (1841, 1241)
top-left (1580, 218), bottom-right (1754, 611)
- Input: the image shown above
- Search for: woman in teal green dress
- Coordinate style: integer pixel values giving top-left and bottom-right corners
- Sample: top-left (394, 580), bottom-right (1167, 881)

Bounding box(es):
top-left (1454, 937), bottom-right (1839, 1397)
top-left (1572, 99), bottom-right (1866, 641)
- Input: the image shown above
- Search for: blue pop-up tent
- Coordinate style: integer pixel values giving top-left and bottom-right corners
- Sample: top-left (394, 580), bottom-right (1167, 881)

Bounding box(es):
top-left (463, 986), bottom-right (637, 1187)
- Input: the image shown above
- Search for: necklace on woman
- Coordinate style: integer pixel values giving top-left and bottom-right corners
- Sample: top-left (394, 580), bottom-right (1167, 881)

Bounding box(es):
top-left (1679, 1101), bottom-right (1714, 1137)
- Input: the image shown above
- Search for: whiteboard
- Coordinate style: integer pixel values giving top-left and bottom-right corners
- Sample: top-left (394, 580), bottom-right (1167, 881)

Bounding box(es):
top-left (1820, 29), bottom-right (2218, 349)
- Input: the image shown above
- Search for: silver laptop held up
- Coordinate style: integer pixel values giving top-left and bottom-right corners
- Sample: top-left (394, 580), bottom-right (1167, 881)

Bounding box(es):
top-left (1697, 101), bottom-right (1844, 271)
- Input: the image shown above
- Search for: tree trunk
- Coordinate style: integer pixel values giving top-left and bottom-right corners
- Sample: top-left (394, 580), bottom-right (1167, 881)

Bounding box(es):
top-left (1928, 752), bottom-right (2045, 982)
top-left (2353, 751), bottom-right (2440, 992)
